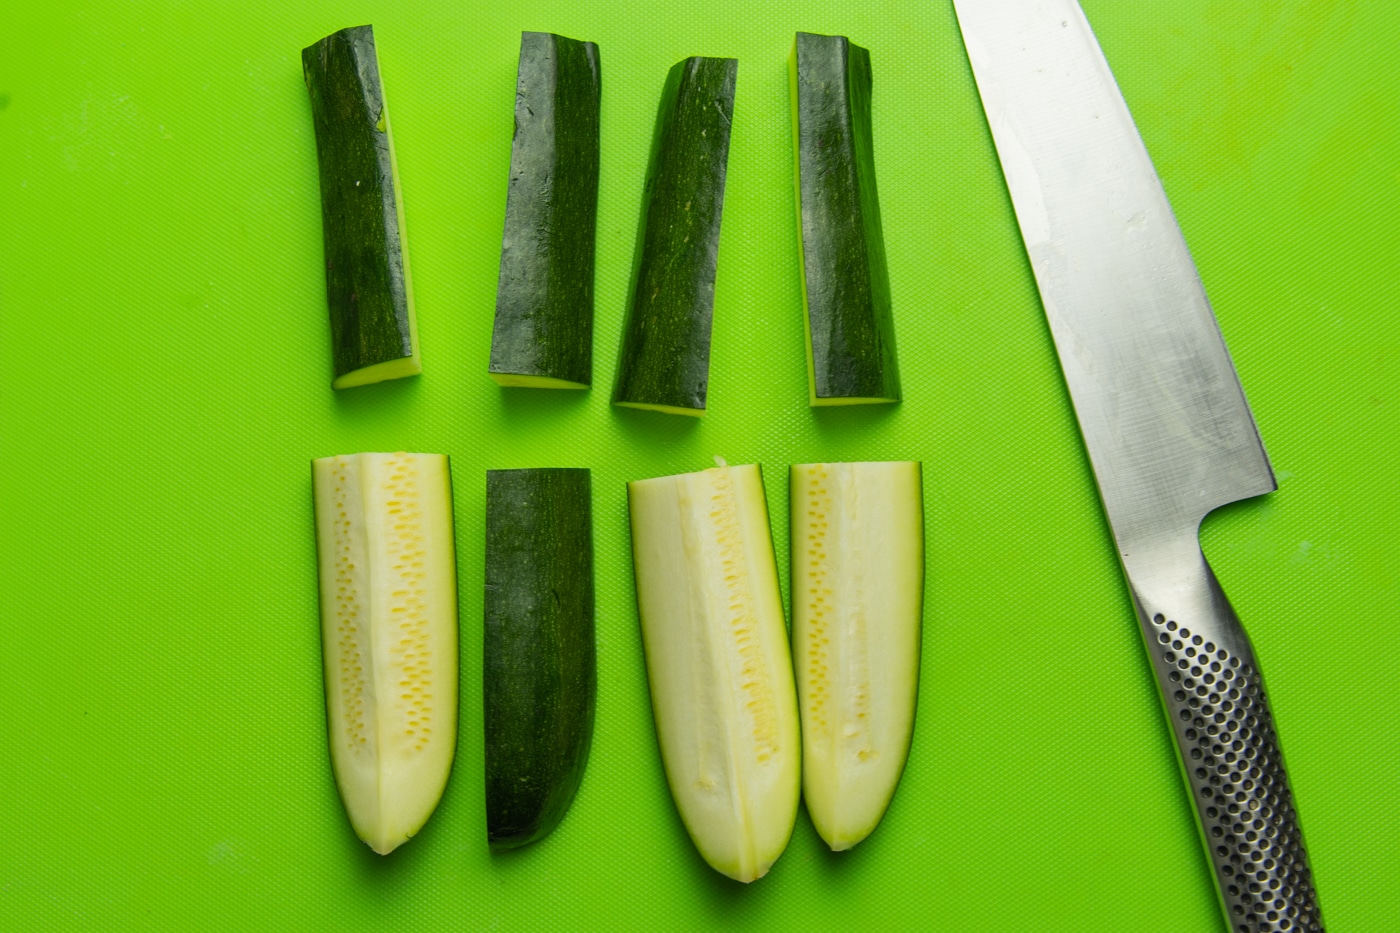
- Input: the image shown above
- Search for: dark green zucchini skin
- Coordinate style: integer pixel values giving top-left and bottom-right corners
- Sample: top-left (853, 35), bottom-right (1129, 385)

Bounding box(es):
top-left (612, 57), bottom-right (738, 415)
top-left (490, 33), bottom-right (601, 389)
top-left (302, 25), bottom-right (417, 388)
top-left (792, 33), bottom-right (900, 404)
top-left (484, 468), bottom-right (596, 850)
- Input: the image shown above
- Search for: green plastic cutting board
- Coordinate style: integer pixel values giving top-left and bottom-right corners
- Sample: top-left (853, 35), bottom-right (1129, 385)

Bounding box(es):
top-left (1, 1), bottom-right (1395, 930)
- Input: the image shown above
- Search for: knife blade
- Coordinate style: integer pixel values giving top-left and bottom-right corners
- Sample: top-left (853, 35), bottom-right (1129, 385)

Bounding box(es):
top-left (952, 1), bottom-right (1324, 930)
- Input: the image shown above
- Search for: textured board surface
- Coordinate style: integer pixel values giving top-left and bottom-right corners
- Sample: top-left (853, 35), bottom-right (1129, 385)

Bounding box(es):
top-left (0, 1), bottom-right (1395, 930)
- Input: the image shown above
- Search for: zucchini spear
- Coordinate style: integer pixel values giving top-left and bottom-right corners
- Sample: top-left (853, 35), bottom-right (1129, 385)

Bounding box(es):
top-left (613, 57), bottom-right (738, 416)
top-left (790, 461), bottom-right (923, 849)
top-left (490, 33), bottom-right (602, 389)
top-left (627, 463), bottom-right (800, 880)
top-left (484, 468), bottom-right (597, 848)
top-left (312, 452), bottom-right (458, 854)
top-left (790, 33), bottom-right (901, 405)
top-left (303, 25), bottom-right (420, 389)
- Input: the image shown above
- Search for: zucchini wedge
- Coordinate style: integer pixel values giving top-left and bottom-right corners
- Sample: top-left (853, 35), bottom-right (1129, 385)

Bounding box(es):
top-left (790, 461), bottom-right (923, 850)
top-left (627, 463), bottom-right (800, 881)
top-left (311, 452), bottom-right (458, 854)
top-left (612, 57), bottom-right (738, 416)
top-left (303, 25), bottom-right (420, 389)
top-left (790, 33), bottom-right (900, 405)
top-left (490, 33), bottom-right (601, 389)
top-left (484, 468), bottom-right (596, 849)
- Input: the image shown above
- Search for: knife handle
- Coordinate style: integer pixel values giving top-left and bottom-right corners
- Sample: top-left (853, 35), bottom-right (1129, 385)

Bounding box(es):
top-left (1127, 539), bottom-right (1324, 933)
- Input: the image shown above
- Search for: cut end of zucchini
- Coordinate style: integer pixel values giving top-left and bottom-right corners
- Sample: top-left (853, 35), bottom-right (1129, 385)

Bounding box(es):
top-left (791, 33), bottom-right (901, 407)
top-left (627, 464), bottom-right (800, 882)
top-left (809, 392), bottom-right (899, 407)
top-left (312, 452), bottom-right (459, 855)
top-left (331, 352), bottom-right (422, 390)
top-left (487, 371), bottom-right (589, 390)
top-left (790, 461), bottom-right (923, 851)
top-left (613, 399), bottom-right (706, 417)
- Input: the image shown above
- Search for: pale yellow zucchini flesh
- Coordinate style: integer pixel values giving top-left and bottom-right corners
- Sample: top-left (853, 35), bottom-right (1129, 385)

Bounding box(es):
top-left (312, 452), bottom-right (458, 854)
top-left (627, 464), bottom-right (800, 882)
top-left (791, 461), bottom-right (923, 850)
top-left (486, 372), bottom-right (588, 389)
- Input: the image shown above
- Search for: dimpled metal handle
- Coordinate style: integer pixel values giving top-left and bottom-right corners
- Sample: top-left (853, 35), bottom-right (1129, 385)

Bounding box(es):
top-left (1128, 540), bottom-right (1323, 933)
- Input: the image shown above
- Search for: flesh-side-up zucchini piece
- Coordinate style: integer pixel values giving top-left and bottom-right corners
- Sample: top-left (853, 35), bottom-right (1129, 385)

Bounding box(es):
top-left (311, 452), bottom-right (458, 854)
top-left (612, 57), bottom-right (738, 416)
top-left (484, 468), bottom-right (596, 849)
top-left (489, 33), bottom-right (601, 389)
top-left (627, 463), bottom-right (800, 881)
top-left (303, 25), bottom-right (420, 389)
top-left (790, 33), bottom-right (901, 405)
top-left (790, 461), bottom-right (923, 850)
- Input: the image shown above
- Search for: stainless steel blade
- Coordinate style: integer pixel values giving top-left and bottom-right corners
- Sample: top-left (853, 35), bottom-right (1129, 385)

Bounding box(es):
top-left (955, 0), bottom-right (1273, 551)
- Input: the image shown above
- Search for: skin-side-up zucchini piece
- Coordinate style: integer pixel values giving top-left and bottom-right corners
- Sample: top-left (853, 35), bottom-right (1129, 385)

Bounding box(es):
top-left (303, 25), bottom-right (420, 389)
top-left (311, 452), bottom-right (458, 854)
top-left (484, 468), bottom-right (596, 849)
top-left (627, 462), bottom-right (800, 881)
top-left (790, 33), bottom-right (901, 405)
top-left (790, 461), bottom-right (923, 850)
top-left (489, 33), bottom-right (601, 389)
top-left (612, 57), bottom-right (738, 416)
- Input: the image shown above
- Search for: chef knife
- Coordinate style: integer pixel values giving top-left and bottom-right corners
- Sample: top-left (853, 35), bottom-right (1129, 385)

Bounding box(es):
top-left (952, 1), bottom-right (1323, 930)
